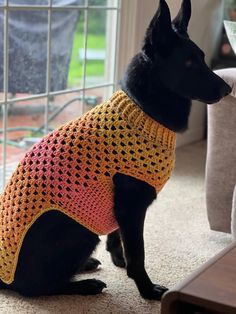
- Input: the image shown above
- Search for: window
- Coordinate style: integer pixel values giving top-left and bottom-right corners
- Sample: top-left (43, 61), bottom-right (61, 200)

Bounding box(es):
top-left (0, 0), bottom-right (120, 191)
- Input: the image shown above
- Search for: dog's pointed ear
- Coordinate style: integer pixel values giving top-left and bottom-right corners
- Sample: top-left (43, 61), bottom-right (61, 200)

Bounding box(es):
top-left (172, 0), bottom-right (191, 33)
top-left (142, 0), bottom-right (172, 59)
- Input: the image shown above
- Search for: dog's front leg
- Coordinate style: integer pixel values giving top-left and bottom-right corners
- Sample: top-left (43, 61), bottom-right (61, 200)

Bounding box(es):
top-left (113, 173), bottom-right (168, 300)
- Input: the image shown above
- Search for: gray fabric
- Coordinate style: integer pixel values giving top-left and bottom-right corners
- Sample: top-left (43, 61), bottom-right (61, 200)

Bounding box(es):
top-left (206, 68), bottom-right (236, 233)
top-left (0, 0), bottom-right (81, 93)
top-left (231, 185), bottom-right (236, 238)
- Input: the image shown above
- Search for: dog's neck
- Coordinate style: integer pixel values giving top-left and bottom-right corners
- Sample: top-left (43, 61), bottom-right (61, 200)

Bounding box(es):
top-left (121, 54), bottom-right (192, 133)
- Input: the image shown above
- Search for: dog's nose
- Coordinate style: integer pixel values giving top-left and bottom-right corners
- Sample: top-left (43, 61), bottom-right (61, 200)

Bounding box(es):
top-left (220, 83), bottom-right (232, 98)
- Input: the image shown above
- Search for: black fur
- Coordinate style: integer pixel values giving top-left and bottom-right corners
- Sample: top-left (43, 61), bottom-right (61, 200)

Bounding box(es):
top-left (0, 0), bottom-right (231, 300)
top-left (9, 211), bottom-right (103, 296)
top-left (122, 0), bottom-right (231, 132)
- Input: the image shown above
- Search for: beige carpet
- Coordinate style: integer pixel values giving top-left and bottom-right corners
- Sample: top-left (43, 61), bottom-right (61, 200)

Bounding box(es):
top-left (0, 141), bottom-right (232, 314)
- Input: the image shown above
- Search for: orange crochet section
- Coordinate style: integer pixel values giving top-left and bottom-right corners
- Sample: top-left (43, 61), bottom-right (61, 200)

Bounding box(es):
top-left (0, 90), bottom-right (176, 284)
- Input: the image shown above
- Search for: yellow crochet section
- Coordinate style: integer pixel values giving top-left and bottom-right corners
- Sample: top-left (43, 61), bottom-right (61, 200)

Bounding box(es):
top-left (0, 90), bottom-right (176, 284)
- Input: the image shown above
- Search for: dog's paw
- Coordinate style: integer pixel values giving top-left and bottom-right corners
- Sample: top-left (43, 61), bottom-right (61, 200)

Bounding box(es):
top-left (111, 252), bottom-right (126, 268)
top-left (140, 284), bottom-right (168, 300)
top-left (79, 279), bottom-right (107, 295)
top-left (80, 257), bottom-right (101, 272)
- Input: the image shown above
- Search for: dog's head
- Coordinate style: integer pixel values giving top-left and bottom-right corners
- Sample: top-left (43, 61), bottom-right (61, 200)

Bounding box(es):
top-left (142, 0), bottom-right (231, 104)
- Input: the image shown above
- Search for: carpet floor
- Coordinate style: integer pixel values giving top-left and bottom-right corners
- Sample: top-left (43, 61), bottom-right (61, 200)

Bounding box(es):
top-left (0, 141), bottom-right (232, 314)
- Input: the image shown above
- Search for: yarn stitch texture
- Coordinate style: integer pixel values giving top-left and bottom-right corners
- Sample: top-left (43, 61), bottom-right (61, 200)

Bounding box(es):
top-left (0, 90), bottom-right (176, 284)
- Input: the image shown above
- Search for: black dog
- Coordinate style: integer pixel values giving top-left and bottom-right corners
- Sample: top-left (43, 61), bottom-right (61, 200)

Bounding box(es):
top-left (0, 0), bottom-right (231, 300)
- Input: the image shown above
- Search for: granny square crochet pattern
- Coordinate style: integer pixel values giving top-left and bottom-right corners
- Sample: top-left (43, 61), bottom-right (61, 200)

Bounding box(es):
top-left (0, 90), bottom-right (176, 284)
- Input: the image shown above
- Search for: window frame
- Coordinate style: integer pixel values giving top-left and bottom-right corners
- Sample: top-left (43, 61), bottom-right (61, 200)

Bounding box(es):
top-left (0, 0), bottom-right (121, 188)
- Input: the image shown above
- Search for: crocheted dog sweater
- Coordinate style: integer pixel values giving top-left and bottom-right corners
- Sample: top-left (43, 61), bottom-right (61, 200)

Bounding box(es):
top-left (0, 90), bottom-right (176, 284)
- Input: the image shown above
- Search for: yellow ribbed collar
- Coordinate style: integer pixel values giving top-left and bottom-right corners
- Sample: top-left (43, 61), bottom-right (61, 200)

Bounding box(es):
top-left (110, 90), bottom-right (176, 150)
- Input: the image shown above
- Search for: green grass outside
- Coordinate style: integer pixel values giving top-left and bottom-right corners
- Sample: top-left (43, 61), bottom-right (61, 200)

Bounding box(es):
top-left (68, 32), bottom-right (106, 87)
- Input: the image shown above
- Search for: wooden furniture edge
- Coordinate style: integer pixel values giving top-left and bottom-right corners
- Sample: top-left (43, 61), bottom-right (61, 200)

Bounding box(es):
top-left (161, 241), bottom-right (236, 314)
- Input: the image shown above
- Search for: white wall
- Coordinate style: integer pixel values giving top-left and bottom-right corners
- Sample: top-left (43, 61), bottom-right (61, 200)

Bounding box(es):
top-left (117, 0), bottom-right (156, 81)
top-left (117, 0), bottom-right (224, 147)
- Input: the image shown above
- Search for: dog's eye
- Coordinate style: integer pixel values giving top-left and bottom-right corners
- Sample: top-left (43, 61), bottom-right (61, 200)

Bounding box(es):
top-left (185, 59), bottom-right (193, 67)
